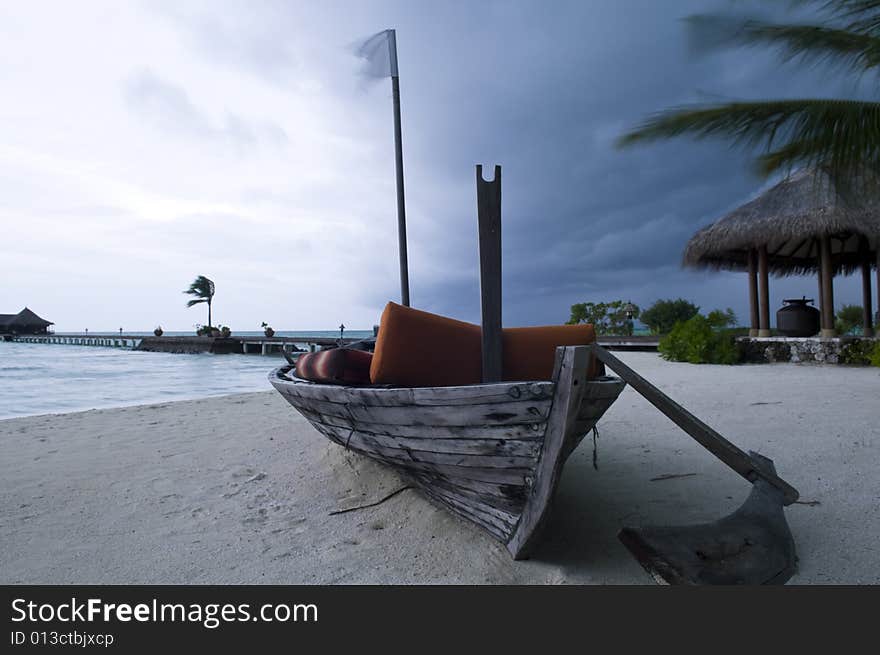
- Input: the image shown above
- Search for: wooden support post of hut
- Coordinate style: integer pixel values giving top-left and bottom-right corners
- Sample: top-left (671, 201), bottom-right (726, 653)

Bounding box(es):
top-left (817, 247), bottom-right (826, 334)
top-left (748, 249), bottom-right (759, 337)
top-left (861, 238), bottom-right (874, 338)
top-left (757, 245), bottom-right (771, 337)
top-left (819, 235), bottom-right (836, 338)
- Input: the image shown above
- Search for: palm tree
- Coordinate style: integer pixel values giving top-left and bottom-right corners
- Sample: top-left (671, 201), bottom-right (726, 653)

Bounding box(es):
top-left (618, 0), bottom-right (880, 193)
top-left (184, 276), bottom-right (215, 328)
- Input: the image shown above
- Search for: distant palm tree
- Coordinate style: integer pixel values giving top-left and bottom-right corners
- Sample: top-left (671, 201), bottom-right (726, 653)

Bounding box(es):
top-left (619, 0), bottom-right (880, 193)
top-left (184, 276), bottom-right (215, 328)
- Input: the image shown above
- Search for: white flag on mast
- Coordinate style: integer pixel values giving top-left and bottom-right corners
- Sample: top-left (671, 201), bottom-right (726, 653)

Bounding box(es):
top-left (354, 29), bottom-right (399, 78)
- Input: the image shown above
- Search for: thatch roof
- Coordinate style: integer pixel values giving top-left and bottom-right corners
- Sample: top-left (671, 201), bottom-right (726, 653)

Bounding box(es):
top-left (683, 169), bottom-right (880, 276)
top-left (0, 308), bottom-right (53, 328)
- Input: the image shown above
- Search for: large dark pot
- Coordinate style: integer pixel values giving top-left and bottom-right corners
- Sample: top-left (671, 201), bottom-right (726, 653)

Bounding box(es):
top-left (776, 297), bottom-right (820, 337)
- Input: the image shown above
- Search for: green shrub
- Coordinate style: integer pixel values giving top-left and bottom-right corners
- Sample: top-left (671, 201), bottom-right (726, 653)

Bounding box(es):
top-left (659, 314), bottom-right (741, 364)
top-left (706, 308), bottom-right (737, 329)
top-left (640, 298), bottom-right (700, 334)
top-left (835, 305), bottom-right (864, 336)
top-left (870, 342), bottom-right (880, 368)
top-left (840, 339), bottom-right (877, 365)
top-left (567, 300), bottom-right (640, 336)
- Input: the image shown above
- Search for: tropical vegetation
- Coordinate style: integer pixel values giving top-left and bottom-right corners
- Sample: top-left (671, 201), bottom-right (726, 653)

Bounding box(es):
top-left (659, 308), bottom-right (741, 364)
top-left (567, 300), bottom-right (640, 335)
top-left (640, 298), bottom-right (701, 334)
top-left (835, 304), bottom-right (865, 334)
top-left (870, 341), bottom-right (880, 366)
top-left (184, 275), bottom-right (216, 329)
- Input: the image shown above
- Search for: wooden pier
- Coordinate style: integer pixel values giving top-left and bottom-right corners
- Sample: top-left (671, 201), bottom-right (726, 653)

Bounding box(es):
top-left (8, 333), bottom-right (361, 355)
top-left (596, 335), bottom-right (659, 350)
top-left (8, 333), bottom-right (659, 354)
top-left (239, 336), bottom-right (356, 355)
top-left (14, 334), bottom-right (145, 349)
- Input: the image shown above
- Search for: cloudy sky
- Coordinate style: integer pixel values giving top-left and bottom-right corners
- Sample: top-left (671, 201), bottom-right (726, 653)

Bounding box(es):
top-left (0, 0), bottom-right (870, 331)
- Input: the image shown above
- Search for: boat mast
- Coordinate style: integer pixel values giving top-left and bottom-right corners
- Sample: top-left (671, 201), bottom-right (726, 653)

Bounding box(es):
top-left (388, 30), bottom-right (410, 307)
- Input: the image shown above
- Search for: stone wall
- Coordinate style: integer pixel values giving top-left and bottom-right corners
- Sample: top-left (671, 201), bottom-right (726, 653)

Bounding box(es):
top-left (135, 336), bottom-right (241, 354)
top-left (737, 337), bottom-right (877, 364)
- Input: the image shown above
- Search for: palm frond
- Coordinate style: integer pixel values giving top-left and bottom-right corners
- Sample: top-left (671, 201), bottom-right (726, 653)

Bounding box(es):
top-left (618, 98), bottom-right (880, 183)
top-left (186, 298), bottom-right (207, 307)
top-left (830, 1), bottom-right (880, 35)
top-left (687, 14), bottom-right (880, 71)
top-left (778, 1), bottom-right (880, 34)
top-left (183, 275), bottom-right (215, 300)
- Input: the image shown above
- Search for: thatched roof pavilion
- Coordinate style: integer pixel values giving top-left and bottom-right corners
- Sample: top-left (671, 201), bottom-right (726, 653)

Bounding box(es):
top-left (0, 308), bottom-right (54, 335)
top-left (684, 169), bottom-right (879, 337)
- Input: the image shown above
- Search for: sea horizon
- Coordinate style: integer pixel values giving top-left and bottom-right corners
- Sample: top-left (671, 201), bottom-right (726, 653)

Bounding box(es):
top-left (49, 329), bottom-right (376, 337)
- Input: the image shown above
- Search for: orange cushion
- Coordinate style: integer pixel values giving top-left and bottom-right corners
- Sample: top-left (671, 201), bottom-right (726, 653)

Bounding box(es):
top-left (502, 325), bottom-right (601, 381)
top-left (370, 302), bottom-right (602, 386)
top-left (369, 302), bottom-right (482, 386)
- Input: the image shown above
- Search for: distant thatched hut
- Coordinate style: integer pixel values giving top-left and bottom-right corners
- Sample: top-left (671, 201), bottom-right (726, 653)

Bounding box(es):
top-left (0, 308), bottom-right (54, 335)
top-left (683, 170), bottom-right (880, 337)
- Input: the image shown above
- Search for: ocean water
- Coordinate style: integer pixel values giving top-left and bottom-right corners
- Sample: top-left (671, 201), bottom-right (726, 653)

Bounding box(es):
top-left (0, 331), bottom-right (372, 420)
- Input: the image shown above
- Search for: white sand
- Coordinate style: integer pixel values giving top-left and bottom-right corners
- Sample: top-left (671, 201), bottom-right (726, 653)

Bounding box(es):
top-left (1, 352), bottom-right (878, 584)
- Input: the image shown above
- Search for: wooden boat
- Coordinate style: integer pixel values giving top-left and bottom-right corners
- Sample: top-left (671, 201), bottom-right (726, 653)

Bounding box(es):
top-left (270, 344), bottom-right (625, 559)
top-left (267, 166), bottom-right (800, 581)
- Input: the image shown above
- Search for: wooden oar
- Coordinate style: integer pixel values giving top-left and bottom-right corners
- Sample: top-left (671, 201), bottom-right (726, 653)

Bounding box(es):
top-left (591, 344), bottom-right (799, 504)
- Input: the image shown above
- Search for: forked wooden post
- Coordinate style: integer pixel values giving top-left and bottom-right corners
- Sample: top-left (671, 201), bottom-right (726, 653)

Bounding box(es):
top-left (476, 164), bottom-right (502, 383)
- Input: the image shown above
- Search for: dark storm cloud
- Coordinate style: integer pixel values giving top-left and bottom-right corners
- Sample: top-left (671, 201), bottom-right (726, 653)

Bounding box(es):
top-left (153, 0), bottom-right (868, 326)
top-left (372, 0), bottom-right (868, 324)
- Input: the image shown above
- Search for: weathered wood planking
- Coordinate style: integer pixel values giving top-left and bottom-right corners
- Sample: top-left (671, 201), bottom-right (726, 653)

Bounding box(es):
top-left (315, 427), bottom-right (538, 469)
top-left (424, 483), bottom-right (519, 526)
top-left (505, 347), bottom-right (588, 559)
top-left (268, 344), bottom-right (626, 559)
top-left (407, 472), bottom-right (526, 513)
top-left (408, 471), bottom-right (528, 506)
top-left (284, 394), bottom-right (551, 426)
top-left (313, 422), bottom-right (542, 457)
top-left (310, 434), bottom-right (534, 484)
top-left (295, 407), bottom-right (547, 440)
top-left (422, 489), bottom-right (510, 540)
top-left (423, 487), bottom-right (517, 536)
top-left (279, 374), bottom-right (554, 406)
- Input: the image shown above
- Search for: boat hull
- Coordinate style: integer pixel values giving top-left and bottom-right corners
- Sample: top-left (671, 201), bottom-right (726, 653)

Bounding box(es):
top-left (269, 345), bottom-right (625, 558)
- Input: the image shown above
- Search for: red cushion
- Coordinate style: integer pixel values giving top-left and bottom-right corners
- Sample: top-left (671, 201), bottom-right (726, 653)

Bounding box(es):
top-left (295, 348), bottom-right (373, 385)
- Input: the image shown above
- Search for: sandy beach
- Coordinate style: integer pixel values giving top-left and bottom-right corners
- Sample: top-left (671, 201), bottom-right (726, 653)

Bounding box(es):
top-left (1, 352), bottom-right (877, 584)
